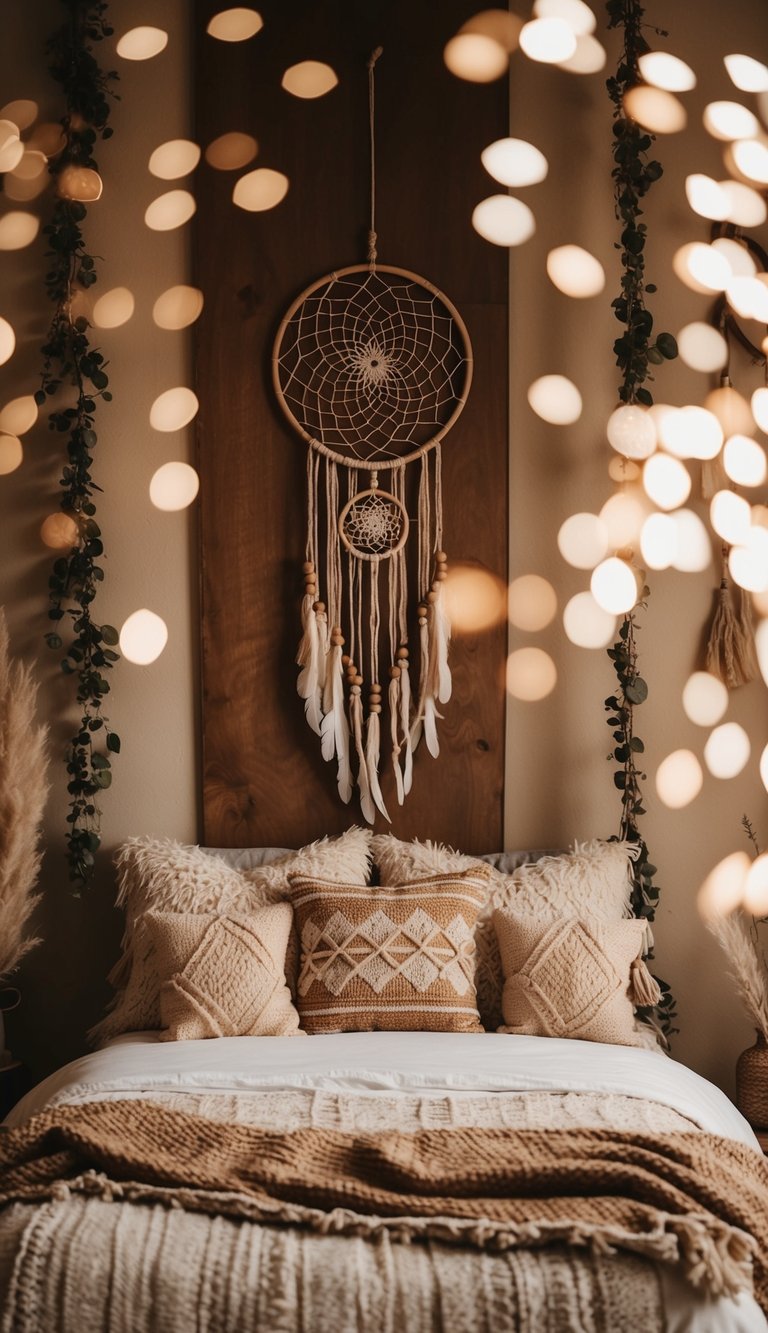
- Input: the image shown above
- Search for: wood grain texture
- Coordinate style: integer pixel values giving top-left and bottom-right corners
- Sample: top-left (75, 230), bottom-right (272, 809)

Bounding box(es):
top-left (194, 0), bottom-right (508, 853)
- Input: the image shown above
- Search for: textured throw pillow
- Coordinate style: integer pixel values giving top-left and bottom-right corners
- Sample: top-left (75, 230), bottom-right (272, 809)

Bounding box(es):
top-left (493, 909), bottom-right (656, 1047)
top-left (289, 868), bottom-right (489, 1034)
top-left (144, 906), bottom-right (302, 1041)
top-left (91, 828), bottom-right (372, 1044)
top-left (372, 835), bottom-right (638, 1031)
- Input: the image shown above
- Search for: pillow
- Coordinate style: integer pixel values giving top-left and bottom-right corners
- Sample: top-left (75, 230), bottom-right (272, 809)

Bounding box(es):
top-left (288, 868), bottom-right (489, 1034)
top-left (492, 909), bottom-right (658, 1047)
top-left (372, 835), bottom-right (638, 1031)
top-left (91, 828), bottom-right (372, 1043)
top-left (144, 905), bottom-right (302, 1041)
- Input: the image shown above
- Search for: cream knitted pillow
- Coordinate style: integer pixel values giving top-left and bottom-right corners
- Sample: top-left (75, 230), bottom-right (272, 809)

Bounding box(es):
top-left (372, 835), bottom-right (637, 1031)
top-left (91, 828), bottom-right (372, 1043)
top-left (493, 910), bottom-right (656, 1047)
top-left (145, 906), bottom-right (302, 1041)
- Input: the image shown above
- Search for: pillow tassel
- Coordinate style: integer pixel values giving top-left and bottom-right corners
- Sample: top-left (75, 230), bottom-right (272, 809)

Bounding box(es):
top-left (630, 955), bottom-right (662, 1008)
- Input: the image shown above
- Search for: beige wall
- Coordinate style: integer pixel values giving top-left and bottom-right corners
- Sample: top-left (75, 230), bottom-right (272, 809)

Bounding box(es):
top-left (0, 1), bottom-right (766, 1094)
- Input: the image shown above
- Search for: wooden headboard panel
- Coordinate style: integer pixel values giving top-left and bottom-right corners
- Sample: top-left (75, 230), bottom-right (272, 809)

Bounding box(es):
top-left (194, 0), bottom-right (508, 852)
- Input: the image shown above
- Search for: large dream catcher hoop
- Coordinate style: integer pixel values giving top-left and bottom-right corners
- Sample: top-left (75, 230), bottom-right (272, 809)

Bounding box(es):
top-left (272, 50), bottom-right (473, 822)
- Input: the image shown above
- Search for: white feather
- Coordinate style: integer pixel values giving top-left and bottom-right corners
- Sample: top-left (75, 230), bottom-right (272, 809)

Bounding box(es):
top-left (410, 617), bottom-right (430, 756)
top-left (424, 695), bottom-right (441, 758)
top-left (350, 688), bottom-right (375, 824)
top-left (389, 675), bottom-right (405, 806)
top-left (365, 710), bottom-right (390, 822)
top-left (320, 644), bottom-right (351, 803)
top-left (315, 609), bottom-right (329, 696)
top-left (296, 594), bottom-right (322, 736)
top-left (435, 584), bottom-right (452, 705)
top-left (399, 659), bottom-right (414, 796)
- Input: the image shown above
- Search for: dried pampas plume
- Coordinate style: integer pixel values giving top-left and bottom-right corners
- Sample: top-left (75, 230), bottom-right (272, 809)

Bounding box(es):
top-left (0, 609), bottom-right (48, 980)
top-left (707, 909), bottom-right (768, 1042)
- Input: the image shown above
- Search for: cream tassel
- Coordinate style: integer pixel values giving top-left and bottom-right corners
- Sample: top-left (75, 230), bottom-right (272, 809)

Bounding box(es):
top-left (320, 629), bottom-right (352, 803)
top-left (388, 669), bottom-right (405, 806)
top-left (296, 564), bottom-right (322, 736)
top-left (707, 551), bottom-right (755, 689)
top-left (399, 648), bottom-right (414, 797)
top-left (350, 682), bottom-right (375, 824)
top-left (629, 956), bottom-right (662, 1008)
top-left (365, 691), bottom-right (390, 822)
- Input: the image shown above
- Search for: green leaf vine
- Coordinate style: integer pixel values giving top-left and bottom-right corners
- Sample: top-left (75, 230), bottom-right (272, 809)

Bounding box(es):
top-left (38, 0), bottom-right (120, 887)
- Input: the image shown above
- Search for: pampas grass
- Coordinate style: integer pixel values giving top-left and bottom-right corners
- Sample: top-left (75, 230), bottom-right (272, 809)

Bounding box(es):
top-left (707, 908), bottom-right (768, 1041)
top-left (0, 609), bottom-right (48, 980)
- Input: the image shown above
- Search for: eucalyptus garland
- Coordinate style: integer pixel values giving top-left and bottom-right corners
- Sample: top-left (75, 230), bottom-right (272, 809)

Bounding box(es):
top-left (38, 0), bottom-right (120, 887)
top-left (604, 0), bottom-right (678, 1039)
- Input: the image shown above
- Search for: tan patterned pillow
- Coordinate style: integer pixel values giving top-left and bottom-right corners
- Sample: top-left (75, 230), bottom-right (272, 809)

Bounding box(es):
top-left (493, 910), bottom-right (653, 1046)
top-left (373, 835), bottom-right (637, 1030)
top-left (144, 906), bottom-right (302, 1041)
top-left (91, 828), bottom-right (372, 1044)
top-left (289, 869), bottom-right (489, 1034)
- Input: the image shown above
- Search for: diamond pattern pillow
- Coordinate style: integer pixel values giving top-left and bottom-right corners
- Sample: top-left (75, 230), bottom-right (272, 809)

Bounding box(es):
top-left (492, 909), bottom-right (650, 1046)
top-left (144, 905), bottom-right (303, 1041)
top-left (289, 869), bottom-right (489, 1033)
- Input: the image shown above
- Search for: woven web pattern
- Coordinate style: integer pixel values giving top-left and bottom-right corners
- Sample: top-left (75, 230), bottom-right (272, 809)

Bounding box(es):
top-left (275, 269), bottom-right (468, 464)
top-left (342, 492), bottom-right (403, 557)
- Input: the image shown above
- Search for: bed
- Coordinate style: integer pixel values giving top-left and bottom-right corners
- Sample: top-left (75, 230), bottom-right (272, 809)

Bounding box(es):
top-left (1, 834), bottom-right (767, 1331)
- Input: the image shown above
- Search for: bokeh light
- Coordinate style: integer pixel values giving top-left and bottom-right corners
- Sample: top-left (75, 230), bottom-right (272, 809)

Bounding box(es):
top-left (655, 750), bottom-right (703, 809)
top-left (638, 51), bottom-right (695, 92)
top-left (673, 242), bottom-right (730, 294)
top-left (152, 285), bottom-right (204, 330)
top-left (119, 609), bottom-right (169, 665)
top-left (0, 395), bottom-right (37, 435)
top-left (640, 512), bottom-right (677, 569)
top-left (281, 62), bottom-right (338, 99)
top-left (731, 138), bottom-right (768, 185)
top-left (663, 405), bottom-right (723, 460)
top-left (761, 742), bottom-right (768, 795)
top-left (546, 244), bottom-right (604, 297)
top-left (682, 672), bottom-right (729, 727)
top-left (11, 149), bottom-right (47, 183)
top-left (642, 453), bottom-right (690, 510)
top-left (148, 139), bottom-right (201, 179)
top-left (557, 512), bottom-right (609, 569)
top-left (677, 322), bottom-right (728, 373)
top-left (710, 489), bottom-right (751, 545)
top-left (206, 8), bottom-right (263, 40)
top-left (599, 490), bottom-right (648, 547)
top-left (697, 850), bottom-right (750, 920)
top-left (527, 374), bottom-right (582, 424)
top-left (507, 574), bottom-right (557, 631)
top-left (444, 33), bottom-right (508, 82)
top-left (624, 86), bottom-right (686, 132)
top-left (57, 166), bottom-right (103, 201)
top-left (40, 512), bottom-right (79, 549)
top-left (670, 509), bottom-right (711, 572)
top-left (729, 528), bottom-right (768, 592)
top-left (519, 17), bottom-right (576, 63)
top-left (532, 0), bottom-right (595, 33)
top-left (481, 138), bottom-right (547, 187)
top-left (608, 456), bottom-right (640, 483)
top-left (0, 99), bottom-right (37, 131)
top-left (719, 179), bottom-right (767, 227)
top-left (0, 433), bottom-right (23, 475)
top-left (204, 132), bottom-right (258, 170)
top-left (712, 236), bottom-right (757, 276)
top-left (116, 27), bottom-right (169, 60)
top-left (144, 190), bottom-right (196, 230)
top-left (149, 462), bottom-right (200, 511)
top-left (233, 168), bottom-right (289, 211)
top-left (472, 195), bottom-right (535, 246)
top-left (703, 101), bottom-right (759, 140)
top-left (685, 173), bottom-right (729, 220)
top-left (704, 722), bottom-right (751, 779)
top-left (725, 54), bottom-right (768, 93)
top-left (149, 387), bottom-right (199, 432)
top-left (558, 34), bottom-right (606, 75)
top-left (92, 287), bottom-right (135, 329)
top-left (562, 591), bottom-right (616, 648)
top-left (726, 275), bottom-right (768, 321)
top-left (590, 557), bottom-right (637, 614)
top-left (743, 855), bottom-right (768, 916)
top-left (0, 121), bottom-right (23, 174)
top-left (26, 122), bottom-right (65, 158)
top-left (606, 403), bottom-right (656, 459)
top-left (723, 436), bottom-right (767, 487)
top-left (758, 619), bottom-right (768, 687)
top-left (459, 9), bottom-right (523, 51)
top-left (506, 647), bottom-right (557, 700)
top-left (0, 318), bottom-right (16, 366)
top-left (705, 383), bottom-right (753, 437)
top-left (751, 387), bottom-right (768, 433)
top-left (442, 564), bottom-right (507, 632)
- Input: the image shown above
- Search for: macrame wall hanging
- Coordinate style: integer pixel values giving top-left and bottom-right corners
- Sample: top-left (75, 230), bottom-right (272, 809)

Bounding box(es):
top-left (273, 49), bottom-right (473, 823)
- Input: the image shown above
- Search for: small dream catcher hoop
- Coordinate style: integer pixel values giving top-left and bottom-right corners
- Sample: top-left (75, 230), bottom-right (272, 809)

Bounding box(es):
top-left (272, 50), bottom-right (473, 822)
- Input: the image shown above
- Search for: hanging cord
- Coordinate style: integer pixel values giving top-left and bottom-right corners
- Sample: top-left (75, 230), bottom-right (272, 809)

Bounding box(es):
top-left (367, 46), bottom-right (383, 267)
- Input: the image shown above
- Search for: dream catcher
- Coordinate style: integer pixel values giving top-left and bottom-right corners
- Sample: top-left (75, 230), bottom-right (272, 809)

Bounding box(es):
top-left (273, 49), bottom-right (473, 822)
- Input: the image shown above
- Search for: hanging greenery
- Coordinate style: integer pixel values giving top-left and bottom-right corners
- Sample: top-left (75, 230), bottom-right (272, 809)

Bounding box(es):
top-left (38, 0), bottom-right (120, 887)
top-left (604, 0), bottom-right (678, 1039)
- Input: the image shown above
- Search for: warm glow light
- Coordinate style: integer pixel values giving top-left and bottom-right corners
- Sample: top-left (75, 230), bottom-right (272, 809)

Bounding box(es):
top-left (704, 722), bottom-right (751, 779)
top-left (726, 276), bottom-right (768, 322)
top-left (481, 137), bottom-right (548, 187)
top-left (719, 179), bottom-right (767, 227)
top-left (233, 168), bottom-right (289, 212)
top-left (731, 138), bottom-right (768, 185)
top-left (697, 850), bottom-right (750, 920)
top-left (0, 212), bottom-right (40, 251)
top-left (710, 489), bottom-right (751, 545)
top-left (460, 10), bottom-right (523, 52)
top-left (752, 387), bottom-right (768, 433)
top-left (144, 190), bottom-right (196, 230)
top-left (519, 17), bottom-right (576, 63)
top-left (0, 318), bottom-right (16, 367)
top-left (683, 671), bottom-right (729, 727)
top-left (672, 242), bottom-right (730, 294)
top-left (744, 855), bottom-right (768, 915)
top-left (725, 54), bottom-right (768, 93)
top-left (533, 0), bottom-right (595, 34)
top-left (11, 150), bottom-right (47, 182)
top-left (761, 742), bottom-right (768, 796)
top-left (723, 436), bottom-right (767, 487)
top-left (648, 403), bottom-right (679, 450)
top-left (704, 384), bottom-right (754, 437)
top-left (444, 33), bottom-right (508, 82)
top-left (642, 453), bottom-right (690, 510)
top-left (546, 244), bottom-right (604, 298)
top-left (0, 395), bottom-right (37, 435)
top-left (150, 387), bottom-right (199, 432)
top-left (685, 173), bottom-right (729, 220)
top-left (507, 574), bottom-right (557, 631)
top-left (606, 403), bottom-right (656, 459)
top-left (206, 7), bottom-right (263, 40)
top-left (506, 647), bottom-right (557, 701)
top-left (472, 195), bottom-right (535, 247)
top-left (0, 121), bottom-right (23, 174)
top-left (442, 564), bottom-right (507, 632)
top-left (558, 34), bottom-right (606, 74)
top-left (758, 619), bottom-right (768, 687)
top-left (562, 591), bottom-right (616, 648)
top-left (0, 433), bottom-right (22, 475)
top-left (712, 236), bottom-right (757, 277)
top-left (153, 285), bottom-right (204, 330)
top-left (640, 512), bottom-right (677, 569)
top-left (527, 374), bottom-right (582, 424)
top-left (119, 609), bottom-right (169, 665)
top-left (639, 51), bottom-right (696, 92)
top-left (92, 287), bottom-right (135, 329)
top-left (149, 462), bottom-right (200, 511)
top-left (624, 85), bottom-right (686, 132)
top-left (670, 510), bottom-right (711, 572)
top-left (26, 122), bottom-right (65, 158)
top-left (704, 101), bottom-right (759, 140)
top-left (148, 139), bottom-right (201, 179)
top-left (729, 528), bottom-right (768, 592)
top-left (0, 99), bottom-right (37, 131)
top-left (557, 512), bottom-right (609, 569)
top-left (116, 27), bottom-right (169, 60)
top-left (655, 750), bottom-right (703, 809)
top-left (204, 132), bottom-right (258, 171)
top-left (677, 322), bottom-right (728, 373)
top-left (40, 512), bottom-right (79, 549)
top-left (57, 166), bottom-right (103, 201)
top-left (599, 490), bottom-right (647, 547)
top-left (281, 61), bottom-right (338, 99)
top-left (608, 456), bottom-right (640, 483)
top-left (590, 557), bottom-right (637, 614)
top-left (3, 168), bottom-right (48, 204)
top-left (663, 405), bottom-right (723, 460)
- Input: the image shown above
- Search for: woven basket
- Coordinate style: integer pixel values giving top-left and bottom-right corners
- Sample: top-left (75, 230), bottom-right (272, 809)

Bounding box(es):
top-left (736, 1031), bottom-right (768, 1128)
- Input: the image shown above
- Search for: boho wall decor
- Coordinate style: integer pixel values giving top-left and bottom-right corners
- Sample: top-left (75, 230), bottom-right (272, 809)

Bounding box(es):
top-left (273, 52), bottom-right (472, 823)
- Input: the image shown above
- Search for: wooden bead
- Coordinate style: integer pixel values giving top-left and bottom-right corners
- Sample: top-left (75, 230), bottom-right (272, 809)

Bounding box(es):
top-left (331, 633), bottom-right (344, 647)
top-left (397, 645), bottom-right (409, 660)
top-left (417, 604), bottom-right (427, 617)
top-left (427, 589), bottom-right (438, 603)
top-left (341, 654), bottom-right (351, 667)
top-left (302, 561), bottom-right (314, 574)
top-left (369, 704), bottom-right (381, 714)
top-left (436, 550), bottom-right (447, 563)
top-left (389, 665), bottom-right (401, 679)
top-left (434, 570), bottom-right (447, 581)
top-left (350, 684), bottom-right (361, 695)
top-left (352, 674), bottom-right (363, 687)
top-left (314, 601), bottom-right (325, 613)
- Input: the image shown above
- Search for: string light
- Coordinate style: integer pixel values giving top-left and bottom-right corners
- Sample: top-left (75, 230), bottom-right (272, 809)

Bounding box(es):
top-left (282, 62), bottom-right (339, 99)
top-left (442, 564), bottom-right (506, 632)
top-left (116, 27), bottom-right (169, 60)
top-left (562, 591), bottom-right (616, 648)
top-left (638, 51), bottom-right (696, 92)
top-left (204, 132), bottom-right (258, 170)
top-left (149, 462), bottom-right (200, 511)
top-left (148, 139), bottom-right (201, 179)
top-left (0, 318), bottom-right (16, 366)
top-left (152, 286), bottom-right (204, 330)
top-left (710, 489), bottom-right (752, 545)
top-left (725, 54), bottom-right (768, 93)
top-left (507, 574), bottom-right (557, 631)
top-left (624, 86), bottom-right (686, 133)
top-left (459, 10), bottom-right (522, 52)
top-left (40, 512), bottom-right (79, 549)
top-left (557, 512), bottom-right (609, 569)
top-left (92, 287), bottom-right (135, 329)
top-left (599, 490), bottom-right (648, 547)
top-left (506, 647), bottom-right (557, 700)
top-left (704, 722), bottom-right (751, 778)
top-left (606, 403), bottom-right (656, 458)
top-left (639, 512), bottom-right (677, 569)
top-left (144, 190), bottom-right (196, 230)
top-left (532, 0), bottom-right (595, 34)
top-left (472, 195), bottom-right (535, 246)
top-left (149, 387), bottom-right (200, 432)
top-left (719, 179), bottom-right (767, 227)
top-left (590, 557), bottom-right (637, 614)
top-left (670, 510), bottom-right (711, 571)
top-left (527, 374), bottom-right (582, 424)
top-left (685, 174), bottom-right (729, 220)
top-left (0, 433), bottom-right (22, 475)
top-left (0, 395), bottom-right (37, 435)
top-left (751, 387), bottom-right (768, 433)
top-left (731, 138), bottom-right (768, 185)
top-left (642, 453), bottom-right (691, 509)
top-left (672, 242), bottom-right (730, 293)
top-left (697, 850), bottom-right (750, 920)
top-left (743, 855), bottom-right (768, 915)
top-left (444, 33), bottom-right (508, 82)
top-left (682, 671), bottom-right (728, 726)
top-left (703, 101), bottom-right (759, 140)
top-left (676, 322), bottom-right (728, 373)
top-left (546, 244), bottom-right (604, 297)
top-left (233, 168), bottom-right (289, 212)
top-left (519, 17), bottom-right (576, 63)
top-left (481, 138), bottom-right (548, 187)
top-left (206, 8), bottom-right (263, 41)
top-left (704, 383), bottom-right (753, 437)
top-left (723, 435), bottom-right (767, 487)
top-left (729, 528), bottom-right (768, 591)
top-left (655, 750), bottom-right (703, 808)
top-left (558, 34), bottom-right (606, 75)
top-left (119, 609), bottom-right (169, 665)
top-left (663, 405), bottom-right (723, 460)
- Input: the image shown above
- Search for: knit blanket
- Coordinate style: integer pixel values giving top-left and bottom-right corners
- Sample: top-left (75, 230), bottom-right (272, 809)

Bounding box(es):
top-left (1, 1099), bottom-right (766, 1314)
